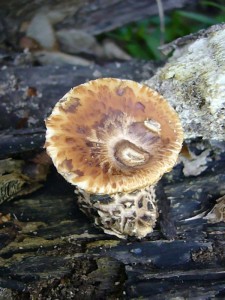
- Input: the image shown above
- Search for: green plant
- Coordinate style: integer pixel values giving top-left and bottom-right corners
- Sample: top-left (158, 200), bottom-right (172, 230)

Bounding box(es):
top-left (103, 1), bottom-right (225, 60)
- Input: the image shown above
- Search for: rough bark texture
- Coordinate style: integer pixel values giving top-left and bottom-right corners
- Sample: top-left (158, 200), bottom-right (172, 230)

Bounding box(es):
top-left (145, 23), bottom-right (225, 140)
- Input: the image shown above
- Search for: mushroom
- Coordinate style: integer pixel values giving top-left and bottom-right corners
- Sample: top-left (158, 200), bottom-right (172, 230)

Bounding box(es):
top-left (45, 78), bottom-right (183, 238)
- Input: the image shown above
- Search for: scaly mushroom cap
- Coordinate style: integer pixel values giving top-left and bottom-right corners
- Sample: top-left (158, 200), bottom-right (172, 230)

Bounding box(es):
top-left (45, 78), bottom-right (183, 194)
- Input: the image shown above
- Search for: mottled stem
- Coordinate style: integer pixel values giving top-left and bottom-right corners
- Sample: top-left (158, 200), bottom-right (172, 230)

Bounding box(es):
top-left (76, 185), bottom-right (157, 239)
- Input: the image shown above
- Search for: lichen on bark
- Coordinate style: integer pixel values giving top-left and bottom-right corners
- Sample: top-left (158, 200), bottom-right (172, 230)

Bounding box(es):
top-left (145, 23), bottom-right (225, 140)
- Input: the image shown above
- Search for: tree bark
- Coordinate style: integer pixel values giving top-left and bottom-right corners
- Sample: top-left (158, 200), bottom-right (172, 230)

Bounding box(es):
top-left (145, 23), bottom-right (225, 140)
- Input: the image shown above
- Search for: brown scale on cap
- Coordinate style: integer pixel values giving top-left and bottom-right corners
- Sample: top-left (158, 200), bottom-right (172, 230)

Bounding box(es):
top-left (45, 78), bottom-right (183, 195)
top-left (45, 78), bottom-right (183, 238)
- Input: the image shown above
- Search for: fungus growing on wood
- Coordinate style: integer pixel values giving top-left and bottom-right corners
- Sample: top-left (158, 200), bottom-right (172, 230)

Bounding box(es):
top-left (45, 78), bottom-right (183, 238)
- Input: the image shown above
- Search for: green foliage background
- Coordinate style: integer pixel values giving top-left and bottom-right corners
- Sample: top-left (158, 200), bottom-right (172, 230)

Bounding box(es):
top-left (103, 0), bottom-right (225, 60)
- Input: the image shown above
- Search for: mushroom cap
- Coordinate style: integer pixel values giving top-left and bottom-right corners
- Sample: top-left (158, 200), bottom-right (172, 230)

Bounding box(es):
top-left (45, 78), bottom-right (183, 194)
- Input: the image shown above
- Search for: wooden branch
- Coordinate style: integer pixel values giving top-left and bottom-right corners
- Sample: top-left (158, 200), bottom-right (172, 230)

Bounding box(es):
top-left (60, 0), bottom-right (197, 35)
top-left (1, 0), bottom-right (196, 35)
top-left (0, 128), bottom-right (45, 159)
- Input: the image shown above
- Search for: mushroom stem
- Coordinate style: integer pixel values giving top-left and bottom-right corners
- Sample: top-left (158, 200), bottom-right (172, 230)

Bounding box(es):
top-left (76, 185), bottom-right (158, 239)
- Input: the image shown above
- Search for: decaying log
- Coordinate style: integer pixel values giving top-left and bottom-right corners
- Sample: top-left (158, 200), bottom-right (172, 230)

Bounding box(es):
top-left (0, 128), bottom-right (45, 159)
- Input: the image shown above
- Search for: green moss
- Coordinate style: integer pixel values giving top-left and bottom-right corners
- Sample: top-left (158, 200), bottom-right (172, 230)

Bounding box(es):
top-left (86, 239), bottom-right (120, 250)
